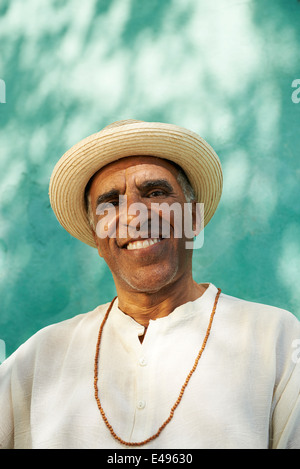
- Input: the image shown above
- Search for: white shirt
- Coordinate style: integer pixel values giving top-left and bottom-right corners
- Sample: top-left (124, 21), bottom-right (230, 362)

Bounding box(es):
top-left (0, 283), bottom-right (299, 449)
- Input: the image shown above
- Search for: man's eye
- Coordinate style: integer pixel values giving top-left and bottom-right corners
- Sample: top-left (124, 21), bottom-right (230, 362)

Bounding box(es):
top-left (102, 201), bottom-right (119, 208)
top-left (109, 200), bottom-right (119, 206)
top-left (148, 190), bottom-right (166, 197)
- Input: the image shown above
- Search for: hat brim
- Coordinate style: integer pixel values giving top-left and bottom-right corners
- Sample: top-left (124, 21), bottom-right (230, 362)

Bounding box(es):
top-left (49, 121), bottom-right (223, 248)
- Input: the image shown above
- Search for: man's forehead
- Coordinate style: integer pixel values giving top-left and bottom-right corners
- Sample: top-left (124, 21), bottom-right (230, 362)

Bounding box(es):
top-left (93, 155), bottom-right (180, 182)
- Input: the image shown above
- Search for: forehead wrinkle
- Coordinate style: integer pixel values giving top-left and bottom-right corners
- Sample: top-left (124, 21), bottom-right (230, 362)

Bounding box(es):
top-left (94, 168), bottom-right (127, 196)
top-left (124, 162), bottom-right (178, 186)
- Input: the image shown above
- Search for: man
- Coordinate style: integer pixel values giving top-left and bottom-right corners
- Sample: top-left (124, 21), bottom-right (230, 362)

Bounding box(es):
top-left (0, 120), bottom-right (299, 449)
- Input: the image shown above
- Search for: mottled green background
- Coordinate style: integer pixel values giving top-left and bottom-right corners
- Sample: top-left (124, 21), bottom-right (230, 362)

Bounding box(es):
top-left (0, 0), bottom-right (300, 359)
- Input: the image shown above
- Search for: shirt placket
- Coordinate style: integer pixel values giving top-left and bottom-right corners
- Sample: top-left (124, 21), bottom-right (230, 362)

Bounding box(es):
top-left (129, 348), bottom-right (151, 443)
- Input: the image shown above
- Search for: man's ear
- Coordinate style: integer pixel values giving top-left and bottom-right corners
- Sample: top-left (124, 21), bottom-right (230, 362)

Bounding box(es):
top-left (92, 230), bottom-right (104, 258)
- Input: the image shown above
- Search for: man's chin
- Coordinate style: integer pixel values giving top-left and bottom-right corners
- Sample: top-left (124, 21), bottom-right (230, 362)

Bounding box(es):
top-left (115, 266), bottom-right (179, 294)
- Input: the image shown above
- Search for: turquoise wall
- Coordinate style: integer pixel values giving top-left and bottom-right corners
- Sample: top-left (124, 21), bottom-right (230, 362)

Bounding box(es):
top-left (0, 0), bottom-right (300, 359)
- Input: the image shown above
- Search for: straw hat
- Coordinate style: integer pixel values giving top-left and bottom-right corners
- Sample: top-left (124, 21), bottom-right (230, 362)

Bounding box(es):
top-left (49, 119), bottom-right (223, 248)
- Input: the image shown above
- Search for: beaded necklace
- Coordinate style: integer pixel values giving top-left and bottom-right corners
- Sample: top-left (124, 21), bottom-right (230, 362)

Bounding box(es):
top-left (94, 287), bottom-right (221, 447)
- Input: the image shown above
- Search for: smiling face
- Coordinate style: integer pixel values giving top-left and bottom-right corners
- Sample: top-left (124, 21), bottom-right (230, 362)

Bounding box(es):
top-left (88, 156), bottom-right (197, 295)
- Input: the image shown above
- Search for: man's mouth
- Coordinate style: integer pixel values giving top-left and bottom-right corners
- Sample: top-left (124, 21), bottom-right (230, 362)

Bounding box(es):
top-left (125, 238), bottom-right (162, 250)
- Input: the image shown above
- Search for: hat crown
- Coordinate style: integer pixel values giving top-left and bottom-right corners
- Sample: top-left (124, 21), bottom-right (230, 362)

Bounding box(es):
top-left (103, 119), bottom-right (144, 131)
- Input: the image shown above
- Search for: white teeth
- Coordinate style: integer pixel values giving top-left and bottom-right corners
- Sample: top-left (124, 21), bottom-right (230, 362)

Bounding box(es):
top-left (126, 238), bottom-right (161, 250)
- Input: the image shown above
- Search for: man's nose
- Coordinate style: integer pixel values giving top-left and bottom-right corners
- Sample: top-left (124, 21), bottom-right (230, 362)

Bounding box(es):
top-left (118, 193), bottom-right (139, 222)
top-left (118, 194), bottom-right (150, 238)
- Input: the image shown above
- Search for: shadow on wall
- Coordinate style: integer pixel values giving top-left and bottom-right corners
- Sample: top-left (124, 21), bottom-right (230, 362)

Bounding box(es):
top-left (0, 0), bottom-right (299, 356)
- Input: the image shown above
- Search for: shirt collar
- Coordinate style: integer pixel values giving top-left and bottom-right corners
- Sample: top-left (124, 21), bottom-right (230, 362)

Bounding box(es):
top-left (109, 283), bottom-right (218, 341)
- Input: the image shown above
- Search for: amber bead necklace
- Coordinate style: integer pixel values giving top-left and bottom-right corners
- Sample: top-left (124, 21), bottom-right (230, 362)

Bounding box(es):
top-left (94, 287), bottom-right (221, 447)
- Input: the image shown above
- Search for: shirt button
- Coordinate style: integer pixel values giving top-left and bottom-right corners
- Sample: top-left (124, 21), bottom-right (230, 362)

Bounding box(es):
top-left (137, 400), bottom-right (146, 409)
top-left (139, 357), bottom-right (147, 366)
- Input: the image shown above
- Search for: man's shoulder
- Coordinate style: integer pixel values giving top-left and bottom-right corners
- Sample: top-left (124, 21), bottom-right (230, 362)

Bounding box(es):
top-left (2, 301), bottom-right (112, 369)
top-left (31, 301), bottom-right (109, 340)
top-left (219, 289), bottom-right (299, 329)
top-left (216, 290), bottom-right (300, 371)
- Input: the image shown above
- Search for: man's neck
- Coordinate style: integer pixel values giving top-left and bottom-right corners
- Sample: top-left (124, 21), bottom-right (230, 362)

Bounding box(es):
top-left (115, 277), bottom-right (208, 328)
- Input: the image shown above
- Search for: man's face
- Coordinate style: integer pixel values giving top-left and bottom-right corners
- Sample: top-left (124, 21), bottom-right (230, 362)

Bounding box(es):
top-left (89, 156), bottom-right (197, 294)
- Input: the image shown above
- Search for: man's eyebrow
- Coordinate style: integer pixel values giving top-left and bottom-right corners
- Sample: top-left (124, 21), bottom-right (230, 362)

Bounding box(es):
top-left (137, 179), bottom-right (174, 192)
top-left (96, 189), bottom-right (120, 206)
